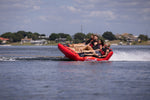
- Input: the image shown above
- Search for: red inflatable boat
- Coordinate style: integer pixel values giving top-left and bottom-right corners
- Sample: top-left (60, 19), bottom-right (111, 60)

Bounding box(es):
top-left (58, 43), bottom-right (113, 61)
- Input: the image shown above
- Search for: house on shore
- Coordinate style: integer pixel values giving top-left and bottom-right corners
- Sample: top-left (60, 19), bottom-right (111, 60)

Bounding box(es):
top-left (0, 37), bottom-right (9, 44)
top-left (116, 33), bottom-right (138, 45)
top-left (21, 36), bottom-right (47, 45)
top-left (21, 36), bottom-right (32, 44)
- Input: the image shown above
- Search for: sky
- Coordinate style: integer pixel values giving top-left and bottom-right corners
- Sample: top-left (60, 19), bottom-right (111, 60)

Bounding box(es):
top-left (0, 0), bottom-right (150, 36)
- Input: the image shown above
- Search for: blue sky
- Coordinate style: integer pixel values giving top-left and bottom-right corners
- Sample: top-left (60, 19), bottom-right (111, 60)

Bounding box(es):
top-left (0, 0), bottom-right (150, 36)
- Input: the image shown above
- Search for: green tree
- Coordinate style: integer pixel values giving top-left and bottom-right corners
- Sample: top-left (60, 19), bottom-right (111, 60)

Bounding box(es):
top-left (17, 31), bottom-right (26, 37)
top-left (13, 32), bottom-right (24, 42)
top-left (102, 31), bottom-right (116, 40)
top-left (26, 32), bottom-right (32, 38)
top-left (1, 32), bottom-right (13, 42)
top-left (31, 32), bottom-right (40, 40)
top-left (58, 33), bottom-right (66, 38)
top-left (31, 33), bottom-right (38, 40)
top-left (49, 33), bottom-right (59, 40)
top-left (138, 34), bottom-right (148, 41)
top-left (74, 32), bottom-right (85, 43)
top-left (58, 33), bottom-right (71, 39)
top-left (33, 32), bottom-right (40, 36)
top-left (66, 35), bottom-right (72, 41)
top-left (1, 31), bottom-right (43, 42)
top-left (1, 32), bottom-right (13, 39)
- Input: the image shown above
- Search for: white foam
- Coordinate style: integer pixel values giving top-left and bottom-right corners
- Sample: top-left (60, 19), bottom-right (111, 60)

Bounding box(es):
top-left (0, 57), bottom-right (16, 61)
top-left (110, 51), bottom-right (150, 61)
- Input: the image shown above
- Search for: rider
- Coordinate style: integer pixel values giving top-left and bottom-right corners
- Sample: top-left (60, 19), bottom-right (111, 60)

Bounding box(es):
top-left (90, 35), bottom-right (99, 48)
top-left (85, 34), bottom-right (94, 45)
top-left (98, 43), bottom-right (111, 58)
top-left (81, 35), bottom-right (100, 51)
top-left (83, 42), bottom-right (111, 58)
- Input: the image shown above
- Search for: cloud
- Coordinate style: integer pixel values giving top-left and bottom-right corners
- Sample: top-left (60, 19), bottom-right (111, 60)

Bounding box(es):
top-left (74, 0), bottom-right (100, 4)
top-left (23, 19), bottom-right (31, 24)
top-left (0, 0), bottom-right (41, 11)
top-left (39, 15), bottom-right (62, 22)
top-left (12, 3), bottom-right (29, 9)
top-left (33, 5), bottom-right (40, 10)
top-left (70, 19), bottom-right (92, 24)
top-left (39, 16), bottom-right (47, 21)
top-left (66, 6), bottom-right (81, 13)
top-left (0, 0), bottom-right (150, 35)
top-left (141, 8), bottom-right (150, 14)
top-left (76, 0), bottom-right (150, 22)
top-left (84, 10), bottom-right (116, 19)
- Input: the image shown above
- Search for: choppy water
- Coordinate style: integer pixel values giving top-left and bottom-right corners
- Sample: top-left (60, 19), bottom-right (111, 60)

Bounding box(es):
top-left (0, 45), bottom-right (150, 100)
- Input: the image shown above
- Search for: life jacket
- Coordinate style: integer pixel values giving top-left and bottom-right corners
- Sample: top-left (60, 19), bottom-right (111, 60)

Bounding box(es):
top-left (100, 49), bottom-right (105, 55)
top-left (90, 43), bottom-right (93, 47)
top-left (88, 39), bottom-right (93, 47)
top-left (100, 46), bottom-right (111, 55)
top-left (91, 40), bottom-right (99, 49)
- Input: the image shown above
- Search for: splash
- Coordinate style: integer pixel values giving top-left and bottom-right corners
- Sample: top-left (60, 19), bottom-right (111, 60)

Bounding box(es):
top-left (110, 50), bottom-right (150, 61)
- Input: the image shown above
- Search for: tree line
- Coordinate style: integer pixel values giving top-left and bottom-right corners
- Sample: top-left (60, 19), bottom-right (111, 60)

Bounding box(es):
top-left (0, 31), bottom-right (41, 42)
top-left (0, 31), bottom-right (149, 43)
top-left (49, 31), bottom-right (117, 43)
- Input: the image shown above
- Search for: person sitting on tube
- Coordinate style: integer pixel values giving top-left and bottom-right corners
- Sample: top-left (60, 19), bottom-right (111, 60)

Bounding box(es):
top-left (82, 42), bottom-right (111, 58)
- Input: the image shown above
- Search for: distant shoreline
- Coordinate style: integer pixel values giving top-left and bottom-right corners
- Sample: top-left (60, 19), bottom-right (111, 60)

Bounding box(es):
top-left (1, 40), bottom-right (150, 46)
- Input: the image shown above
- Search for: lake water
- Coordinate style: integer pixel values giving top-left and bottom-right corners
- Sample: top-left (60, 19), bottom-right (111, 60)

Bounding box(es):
top-left (0, 45), bottom-right (150, 100)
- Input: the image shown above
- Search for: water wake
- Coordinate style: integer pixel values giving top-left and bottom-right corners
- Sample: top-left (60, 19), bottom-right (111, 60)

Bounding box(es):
top-left (0, 56), bottom-right (70, 61)
top-left (0, 50), bottom-right (150, 62)
top-left (0, 57), bottom-right (16, 61)
top-left (110, 50), bottom-right (150, 61)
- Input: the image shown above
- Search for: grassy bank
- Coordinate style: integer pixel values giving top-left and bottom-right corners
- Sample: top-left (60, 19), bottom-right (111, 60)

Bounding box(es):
top-left (133, 41), bottom-right (150, 45)
top-left (8, 41), bottom-right (58, 46)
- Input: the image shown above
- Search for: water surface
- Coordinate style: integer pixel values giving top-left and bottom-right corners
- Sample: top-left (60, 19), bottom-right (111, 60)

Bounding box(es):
top-left (0, 45), bottom-right (150, 100)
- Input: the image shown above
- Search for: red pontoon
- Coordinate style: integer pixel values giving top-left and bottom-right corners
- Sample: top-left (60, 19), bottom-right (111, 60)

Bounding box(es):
top-left (58, 43), bottom-right (113, 61)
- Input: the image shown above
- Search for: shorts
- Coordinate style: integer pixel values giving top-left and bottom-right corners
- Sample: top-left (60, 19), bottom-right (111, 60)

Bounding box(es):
top-left (78, 53), bottom-right (84, 57)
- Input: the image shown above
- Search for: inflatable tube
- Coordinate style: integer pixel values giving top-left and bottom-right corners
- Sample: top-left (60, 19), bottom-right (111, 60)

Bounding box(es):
top-left (58, 43), bottom-right (113, 61)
